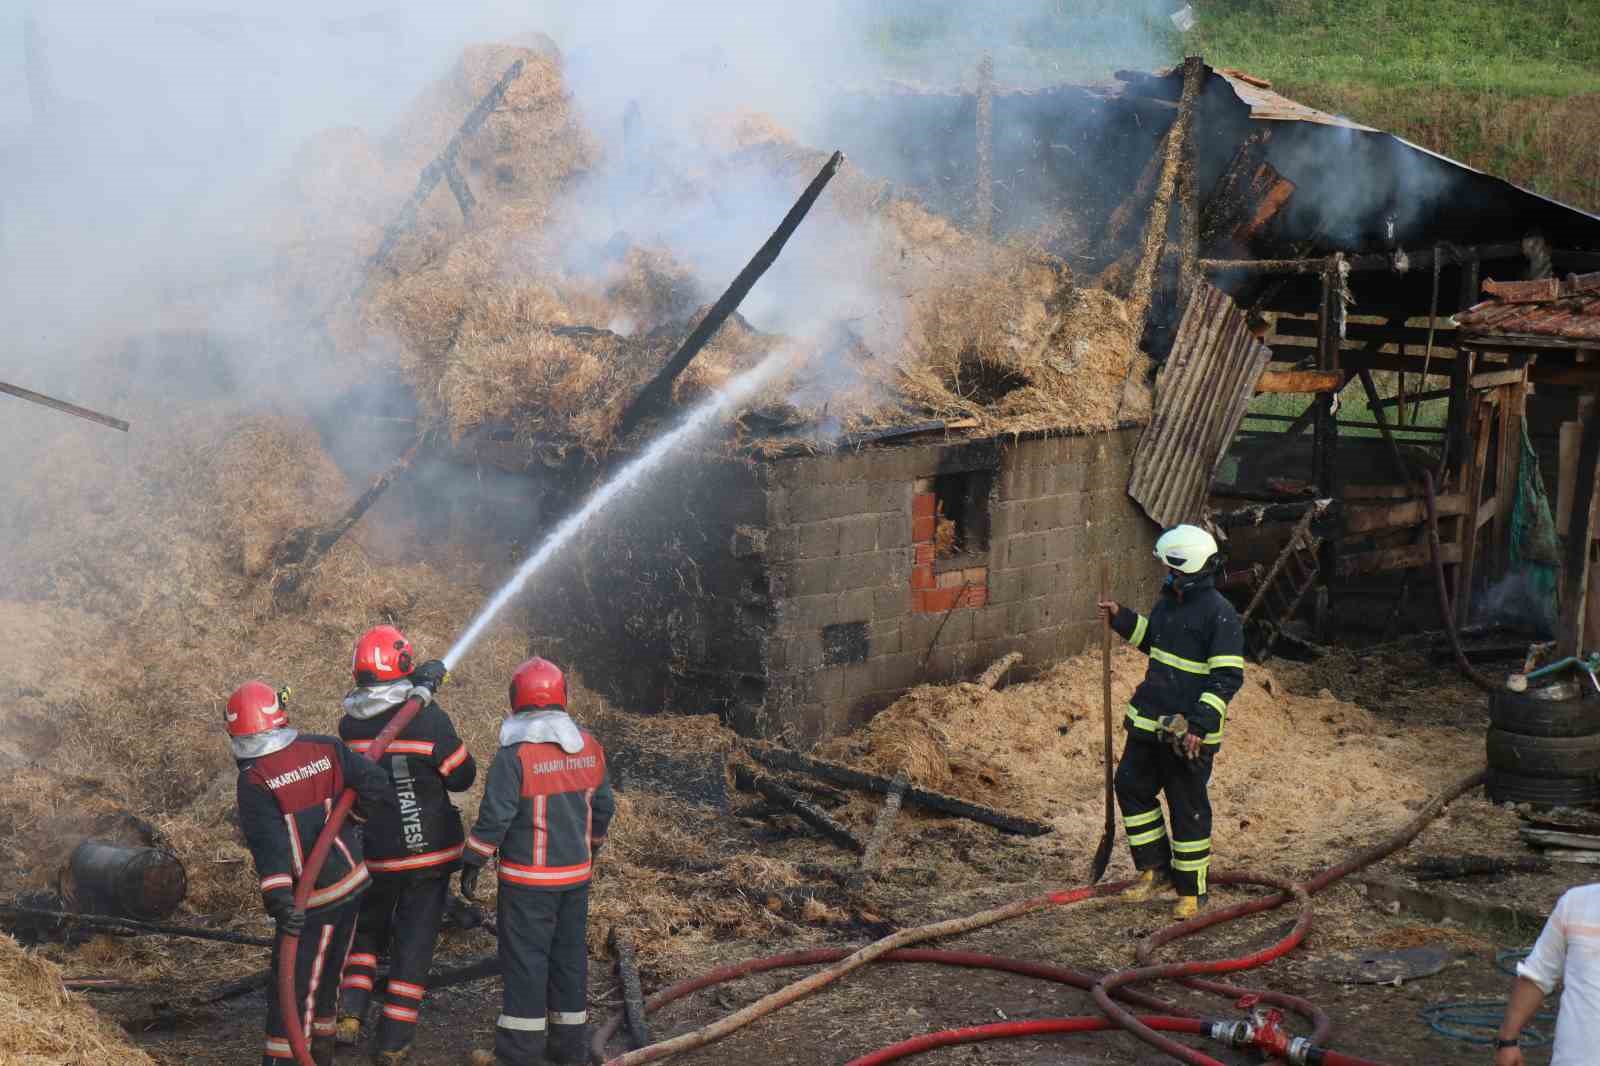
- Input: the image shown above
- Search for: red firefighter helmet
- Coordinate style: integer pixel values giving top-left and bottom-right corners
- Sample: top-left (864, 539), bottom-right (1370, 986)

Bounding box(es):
top-left (225, 681), bottom-right (289, 738)
top-left (508, 657), bottom-right (567, 713)
top-left (353, 625), bottom-right (415, 685)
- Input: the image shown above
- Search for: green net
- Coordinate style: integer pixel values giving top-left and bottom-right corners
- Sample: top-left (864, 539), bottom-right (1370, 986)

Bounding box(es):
top-left (1509, 420), bottom-right (1560, 612)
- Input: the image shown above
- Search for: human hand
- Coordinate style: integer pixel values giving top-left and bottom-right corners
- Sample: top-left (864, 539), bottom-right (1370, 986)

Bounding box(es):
top-left (1096, 599), bottom-right (1119, 623)
top-left (1495, 1042), bottom-right (1525, 1066)
top-left (1182, 733), bottom-right (1202, 760)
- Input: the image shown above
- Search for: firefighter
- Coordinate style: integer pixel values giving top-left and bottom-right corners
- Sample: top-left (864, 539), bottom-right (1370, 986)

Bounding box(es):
top-left (460, 657), bottom-right (615, 1066)
top-left (335, 625), bottom-right (476, 1064)
top-left (227, 679), bottom-right (392, 1066)
top-left (1096, 524), bottom-right (1245, 920)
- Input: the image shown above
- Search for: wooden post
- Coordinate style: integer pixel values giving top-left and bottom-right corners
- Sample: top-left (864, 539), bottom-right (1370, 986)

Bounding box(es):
top-left (1456, 396), bottom-right (1495, 629)
top-left (1558, 399), bottom-right (1600, 659)
top-left (442, 159), bottom-right (477, 218)
top-left (1126, 55), bottom-right (1205, 335)
top-left (975, 54), bottom-right (994, 237)
top-left (1492, 373), bottom-right (1528, 580)
top-left (1176, 58), bottom-right (1202, 306)
top-left (1314, 253), bottom-right (1345, 637)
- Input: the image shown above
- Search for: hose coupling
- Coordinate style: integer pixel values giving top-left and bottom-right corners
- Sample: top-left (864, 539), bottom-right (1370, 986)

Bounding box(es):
top-left (1205, 1019), bottom-right (1255, 1048)
top-left (1285, 1036), bottom-right (1316, 1064)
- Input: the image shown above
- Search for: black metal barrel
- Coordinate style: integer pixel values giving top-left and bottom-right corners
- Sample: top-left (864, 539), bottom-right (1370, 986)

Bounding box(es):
top-left (63, 840), bottom-right (187, 922)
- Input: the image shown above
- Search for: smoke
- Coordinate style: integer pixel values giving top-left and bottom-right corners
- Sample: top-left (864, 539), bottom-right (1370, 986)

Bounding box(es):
top-left (1472, 569), bottom-right (1558, 638)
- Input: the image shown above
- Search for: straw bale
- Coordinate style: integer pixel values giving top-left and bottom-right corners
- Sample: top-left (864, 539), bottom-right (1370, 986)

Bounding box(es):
top-left (0, 933), bottom-right (155, 1066)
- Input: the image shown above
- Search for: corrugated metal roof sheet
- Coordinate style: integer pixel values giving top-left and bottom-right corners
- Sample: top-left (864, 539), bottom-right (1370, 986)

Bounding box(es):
top-left (1454, 272), bottom-right (1600, 341)
top-left (1129, 282), bottom-right (1275, 527)
top-left (1212, 68), bottom-right (1378, 131)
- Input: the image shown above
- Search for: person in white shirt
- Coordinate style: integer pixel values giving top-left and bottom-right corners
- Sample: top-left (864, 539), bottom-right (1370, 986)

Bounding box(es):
top-left (1496, 882), bottom-right (1600, 1065)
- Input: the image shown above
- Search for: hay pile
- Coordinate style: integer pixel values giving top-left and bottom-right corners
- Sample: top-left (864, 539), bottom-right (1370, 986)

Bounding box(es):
top-left (0, 933), bottom-right (155, 1066)
top-left (824, 645), bottom-right (1483, 876)
top-left (265, 38), bottom-right (1148, 454)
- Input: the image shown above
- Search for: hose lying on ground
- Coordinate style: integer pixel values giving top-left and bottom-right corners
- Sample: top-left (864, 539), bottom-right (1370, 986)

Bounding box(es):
top-left (596, 766), bottom-right (1488, 1066)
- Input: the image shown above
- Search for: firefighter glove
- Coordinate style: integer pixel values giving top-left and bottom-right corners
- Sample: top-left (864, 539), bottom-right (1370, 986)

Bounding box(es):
top-left (266, 894), bottom-right (305, 937)
top-left (459, 864), bottom-right (480, 902)
top-left (410, 658), bottom-right (449, 694)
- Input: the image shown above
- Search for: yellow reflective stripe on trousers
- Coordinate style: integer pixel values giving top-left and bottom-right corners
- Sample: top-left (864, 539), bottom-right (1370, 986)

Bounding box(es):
top-left (1123, 807), bottom-right (1164, 829)
top-left (1150, 647), bottom-right (1210, 675)
top-left (1171, 855), bottom-right (1209, 894)
top-left (1208, 655), bottom-right (1245, 670)
top-left (1171, 838), bottom-right (1211, 854)
top-left (1129, 614), bottom-right (1148, 648)
top-left (1125, 705), bottom-right (1161, 732)
top-left (1127, 825), bottom-right (1167, 847)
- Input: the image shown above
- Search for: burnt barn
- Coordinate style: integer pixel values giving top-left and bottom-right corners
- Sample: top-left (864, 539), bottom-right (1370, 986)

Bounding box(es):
top-left (347, 57), bottom-right (1600, 743)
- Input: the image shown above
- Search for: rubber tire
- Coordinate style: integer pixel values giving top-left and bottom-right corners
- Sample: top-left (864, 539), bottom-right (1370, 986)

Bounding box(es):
top-left (1486, 768), bottom-right (1600, 808)
top-left (1486, 728), bottom-right (1600, 778)
top-left (1489, 686), bottom-right (1600, 739)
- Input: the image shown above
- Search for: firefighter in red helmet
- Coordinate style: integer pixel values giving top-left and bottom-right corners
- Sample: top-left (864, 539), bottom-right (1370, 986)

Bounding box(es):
top-left (336, 625), bottom-right (476, 1064)
top-left (227, 680), bottom-right (391, 1066)
top-left (462, 658), bottom-right (615, 1066)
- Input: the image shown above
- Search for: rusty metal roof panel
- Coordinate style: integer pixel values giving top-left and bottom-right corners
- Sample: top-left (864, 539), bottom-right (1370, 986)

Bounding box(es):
top-left (1212, 68), bottom-right (1378, 131)
top-left (1455, 273), bottom-right (1600, 340)
top-left (1129, 282), bottom-right (1274, 527)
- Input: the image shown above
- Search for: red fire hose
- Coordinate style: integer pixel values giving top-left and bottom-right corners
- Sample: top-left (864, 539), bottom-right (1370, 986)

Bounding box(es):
top-left (594, 767), bottom-right (1487, 1066)
top-left (275, 693), bottom-right (428, 1066)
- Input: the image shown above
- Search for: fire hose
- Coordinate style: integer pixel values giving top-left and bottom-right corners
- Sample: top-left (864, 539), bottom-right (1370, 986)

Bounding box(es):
top-left (593, 766), bottom-right (1487, 1066)
top-left (274, 691), bottom-right (430, 1066)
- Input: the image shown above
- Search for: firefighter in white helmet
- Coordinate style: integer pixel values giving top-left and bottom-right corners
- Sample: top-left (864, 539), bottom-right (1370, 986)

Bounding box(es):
top-left (1097, 524), bottom-right (1245, 919)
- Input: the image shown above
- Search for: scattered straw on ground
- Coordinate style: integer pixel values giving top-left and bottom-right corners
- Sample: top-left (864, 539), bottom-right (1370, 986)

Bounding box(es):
top-left (0, 933), bottom-right (155, 1065)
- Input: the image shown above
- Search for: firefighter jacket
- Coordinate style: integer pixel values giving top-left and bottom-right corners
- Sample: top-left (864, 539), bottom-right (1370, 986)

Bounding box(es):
top-left (339, 697), bottom-right (477, 879)
top-left (236, 733), bottom-right (392, 917)
top-left (1111, 571), bottom-right (1245, 750)
top-left (463, 711), bottom-right (616, 890)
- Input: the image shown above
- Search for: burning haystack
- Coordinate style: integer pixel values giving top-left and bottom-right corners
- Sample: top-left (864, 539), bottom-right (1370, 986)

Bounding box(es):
top-left (269, 39), bottom-right (1149, 456)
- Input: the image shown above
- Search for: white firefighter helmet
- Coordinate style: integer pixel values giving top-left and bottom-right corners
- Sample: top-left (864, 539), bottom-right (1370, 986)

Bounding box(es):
top-left (1153, 524), bottom-right (1218, 575)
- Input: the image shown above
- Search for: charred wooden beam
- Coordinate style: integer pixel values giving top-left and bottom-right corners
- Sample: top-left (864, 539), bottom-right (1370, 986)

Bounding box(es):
top-left (609, 928), bottom-right (653, 1050)
top-left (975, 55), bottom-right (994, 237)
top-left (733, 765), bottom-right (864, 853)
top-left (1210, 499), bottom-right (1341, 530)
top-left (1255, 370), bottom-right (1344, 394)
top-left (442, 158), bottom-right (477, 218)
top-left (1336, 540), bottom-right (1461, 578)
top-left (748, 746), bottom-right (1052, 837)
top-left (1126, 56), bottom-right (1204, 335)
top-left (0, 902), bottom-right (271, 948)
top-left (1176, 59), bottom-right (1202, 305)
top-left (270, 437), bottom-right (425, 608)
top-left (0, 381), bottom-right (129, 432)
top-left (611, 151), bottom-right (843, 441)
top-left (1202, 243), bottom-right (1528, 276)
top-left (367, 58), bottom-right (525, 275)
top-left (850, 773), bottom-right (908, 891)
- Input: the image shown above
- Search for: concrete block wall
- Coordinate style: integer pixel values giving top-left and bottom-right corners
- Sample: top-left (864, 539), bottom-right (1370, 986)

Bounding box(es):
top-left (762, 426), bottom-right (1161, 743)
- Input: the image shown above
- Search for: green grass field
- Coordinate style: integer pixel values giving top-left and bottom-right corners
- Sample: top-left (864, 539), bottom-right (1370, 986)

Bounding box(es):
top-left (869, 0), bottom-right (1600, 211)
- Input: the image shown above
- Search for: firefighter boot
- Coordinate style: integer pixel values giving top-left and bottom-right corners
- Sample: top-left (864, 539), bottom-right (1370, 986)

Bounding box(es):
top-left (311, 1035), bottom-right (337, 1066)
top-left (336, 1016), bottom-right (362, 1046)
top-left (1172, 894), bottom-right (1205, 920)
top-left (1121, 868), bottom-right (1172, 902)
top-left (546, 1020), bottom-right (588, 1065)
top-left (373, 1047), bottom-right (411, 1065)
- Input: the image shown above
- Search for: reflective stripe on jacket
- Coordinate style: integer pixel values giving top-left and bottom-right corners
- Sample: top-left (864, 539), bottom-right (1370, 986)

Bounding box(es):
top-left (339, 700), bottom-right (476, 878)
top-left (463, 714), bottom-right (616, 890)
top-left (236, 734), bottom-right (392, 916)
top-left (1111, 572), bottom-right (1245, 748)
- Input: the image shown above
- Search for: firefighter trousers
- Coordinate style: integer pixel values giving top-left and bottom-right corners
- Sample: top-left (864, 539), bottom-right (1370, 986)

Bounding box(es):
top-left (493, 882), bottom-right (590, 1066)
top-left (263, 901), bottom-right (358, 1064)
top-left (339, 873), bottom-right (450, 1052)
top-left (1114, 738), bottom-right (1215, 897)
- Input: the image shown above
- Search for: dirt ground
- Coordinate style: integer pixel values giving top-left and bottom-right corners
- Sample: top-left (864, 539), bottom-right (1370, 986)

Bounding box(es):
top-left (52, 643), bottom-right (1576, 1066)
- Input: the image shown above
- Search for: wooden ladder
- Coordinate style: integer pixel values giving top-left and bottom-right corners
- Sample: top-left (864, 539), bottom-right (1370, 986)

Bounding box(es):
top-left (1241, 509), bottom-right (1324, 661)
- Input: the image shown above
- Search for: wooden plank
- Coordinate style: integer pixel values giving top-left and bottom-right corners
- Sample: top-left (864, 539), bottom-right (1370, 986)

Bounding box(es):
top-left (1272, 317), bottom-right (1457, 349)
top-left (1521, 828), bottom-right (1600, 850)
top-left (1493, 381), bottom-right (1525, 578)
top-left (1473, 368), bottom-right (1531, 390)
top-left (1345, 495), bottom-right (1467, 534)
top-left (1558, 404), bottom-right (1600, 659)
top-left (1477, 497), bottom-right (1497, 530)
top-left (1560, 420), bottom-right (1583, 533)
top-left (1457, 399), bottom-right (1495, 627)
top-left (1255, 370), bottom-right (1345, 394)
top-left (1335, 541), bottom-right (1460, 578)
